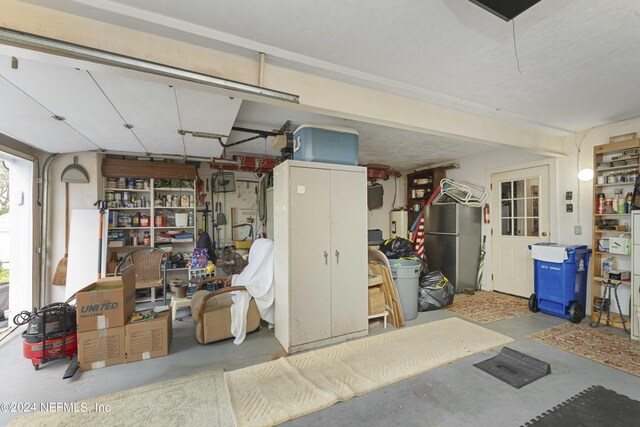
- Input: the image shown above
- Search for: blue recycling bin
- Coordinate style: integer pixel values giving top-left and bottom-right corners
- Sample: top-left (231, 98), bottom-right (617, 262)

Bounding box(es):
top-left (528, 243), bottom-right (591, 323)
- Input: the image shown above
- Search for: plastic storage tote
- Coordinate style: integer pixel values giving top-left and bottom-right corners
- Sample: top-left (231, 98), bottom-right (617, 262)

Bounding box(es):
top-left (293, 124), bottom-right (359, 166)
top-left (529, 243), bottom-right (591, 323)
top-left (389, 259), bottom-right (421, 321)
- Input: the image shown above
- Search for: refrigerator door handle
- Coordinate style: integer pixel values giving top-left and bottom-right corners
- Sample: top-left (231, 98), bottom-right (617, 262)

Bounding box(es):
top-left (427, 231), bottom-right (459, 236)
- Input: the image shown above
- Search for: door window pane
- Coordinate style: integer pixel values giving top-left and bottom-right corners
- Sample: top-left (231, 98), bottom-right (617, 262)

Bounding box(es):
top-left (501, 201), bottom-right (512, 218)
top-left (527, 178), bottom-right (539, 197)
top-left (514, 219), bottom-right (525, 236)
top-left (501, 182), bottom-right (511, 200)
top-left (514, 180), bottom-right (525, 198)
top-left (513, 199), bottom-right (525, 217)
top-left (527, 198), bottom-right (539, 217)
top-left (501, 219), bottom-right (512, 236)
top-left (499, 176), bottom-right (542, 238)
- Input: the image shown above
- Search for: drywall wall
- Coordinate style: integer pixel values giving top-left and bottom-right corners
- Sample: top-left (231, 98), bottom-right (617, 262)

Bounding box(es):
top-left (197, 164), bottom-right (263, 252)
top-left (44, 158), bottom-right (262, 303)
top-left (46, 152), bottom-right (100, 304)
top-left (443, 147), bottom-right (551, 292)
top-left (446, 146), bottom-right (550, 188)
top-left (445, 120), bottom-right (640, 318)
top-left (367, 176), bottom-right (406, 239)
top-left (555, 117), bottom-right (640, 316)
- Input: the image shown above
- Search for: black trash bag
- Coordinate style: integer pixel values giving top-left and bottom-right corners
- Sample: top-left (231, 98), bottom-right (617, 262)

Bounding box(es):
top-left (380, 237), bottom-right (429, 274)
top-left (380, 237), bottom-right (415, 259)
top-left (418, 270), bottom-right (455, 311)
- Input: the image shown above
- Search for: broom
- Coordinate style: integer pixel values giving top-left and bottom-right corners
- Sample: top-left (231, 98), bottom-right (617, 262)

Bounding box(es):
top-left (53, 182), bottom-right (69, 285)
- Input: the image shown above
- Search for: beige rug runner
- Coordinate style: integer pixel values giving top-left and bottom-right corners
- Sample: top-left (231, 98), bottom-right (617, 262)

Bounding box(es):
top-left (225, 317), bottom-right (513, 426)
top-left (9, 370), bottom-right (233, 427)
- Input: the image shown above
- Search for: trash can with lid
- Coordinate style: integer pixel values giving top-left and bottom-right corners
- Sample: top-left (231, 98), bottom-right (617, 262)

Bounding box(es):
top-left (528, 243), bottom-right (591, 324)
top-left (389, 259), bottom-right (421, 321)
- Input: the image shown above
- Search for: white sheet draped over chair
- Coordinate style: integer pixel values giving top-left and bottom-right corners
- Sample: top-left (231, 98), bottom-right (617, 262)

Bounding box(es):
top-left (230, 238), bottom-right (274, 344)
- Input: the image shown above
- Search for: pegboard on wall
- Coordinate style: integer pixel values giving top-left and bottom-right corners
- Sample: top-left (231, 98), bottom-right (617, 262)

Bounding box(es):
top-left (231, 208), bottom-right (258, 240)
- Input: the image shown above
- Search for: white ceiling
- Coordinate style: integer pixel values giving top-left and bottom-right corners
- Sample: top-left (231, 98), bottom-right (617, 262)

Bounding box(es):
top-left (0, 47), bottom-right (498, 170)
top-left (228, 101), bottom-right (497, 170)
top-left (25, 0), bottom-right (640, 133)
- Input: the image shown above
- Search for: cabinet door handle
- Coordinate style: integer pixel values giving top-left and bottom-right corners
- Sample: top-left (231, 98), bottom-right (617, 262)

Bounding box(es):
top-left (335, 250), bottom-right (340, 264)
top-left (324, 250), bottom-right (328, 265)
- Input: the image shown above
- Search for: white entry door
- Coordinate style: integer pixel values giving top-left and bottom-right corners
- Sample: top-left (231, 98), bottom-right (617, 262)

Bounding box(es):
top-left (491, 165), bottom-right (550, 297)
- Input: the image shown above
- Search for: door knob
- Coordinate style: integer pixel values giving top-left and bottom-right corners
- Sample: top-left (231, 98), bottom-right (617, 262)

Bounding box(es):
top-left (324, 251), bottom-right (328, 265)
top-left (335, 250), bottom-right (340, 264)
top-left (541, 232), bottom-right (548, 237)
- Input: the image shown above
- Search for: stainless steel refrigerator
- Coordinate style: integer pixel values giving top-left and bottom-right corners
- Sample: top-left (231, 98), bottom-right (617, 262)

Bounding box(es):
top-left (424, 204), bottom-right (481, 292)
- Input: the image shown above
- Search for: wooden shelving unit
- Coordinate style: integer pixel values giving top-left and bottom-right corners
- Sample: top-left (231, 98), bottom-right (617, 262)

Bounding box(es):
top-left (406, 168), bottom-right (446, 226)
top-left (104, 177), bottom-right (197, 280)
top-left (591, 138), bottom-right (639, 330)
top-left (631, 211), bottom-right (640, 340)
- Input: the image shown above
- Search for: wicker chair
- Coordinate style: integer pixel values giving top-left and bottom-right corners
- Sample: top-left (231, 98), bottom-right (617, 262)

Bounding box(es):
top-left (116, 248), bottom-right (168, 304)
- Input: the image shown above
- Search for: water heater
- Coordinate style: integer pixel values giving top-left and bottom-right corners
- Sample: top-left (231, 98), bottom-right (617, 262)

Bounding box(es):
top-left (390, 210), bottom-right (408, 239)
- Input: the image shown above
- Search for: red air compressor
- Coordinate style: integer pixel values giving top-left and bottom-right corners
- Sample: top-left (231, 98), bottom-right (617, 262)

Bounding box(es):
top-left (15, 302), bottom-right (77, 370)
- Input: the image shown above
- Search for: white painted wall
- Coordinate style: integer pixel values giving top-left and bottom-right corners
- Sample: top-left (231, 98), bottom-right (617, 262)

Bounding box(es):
top-left (440, 121), bottom-right (640, 317)
top-left (46, 152), bottom-right (99, 304)
top-left (446, 146), bottom-right (550, 188)
top-left (367, 176), bottom-right (406, 239)
top-left (555, 117), bottom-right (640, 316)
top-left (197, 164), bottom-right (263, 252)
top-left (45, 157), bottom-right (263, 303)
top-left (442, 147), bottom-right (552, 292)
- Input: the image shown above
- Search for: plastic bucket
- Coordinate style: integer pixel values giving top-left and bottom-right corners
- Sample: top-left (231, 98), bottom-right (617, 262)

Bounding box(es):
top-left (389, 259), bottom-right (421, 320)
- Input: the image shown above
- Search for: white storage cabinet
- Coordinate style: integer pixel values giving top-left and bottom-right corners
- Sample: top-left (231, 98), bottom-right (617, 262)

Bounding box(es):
top-left (274, 160), bottom-right (368, 353)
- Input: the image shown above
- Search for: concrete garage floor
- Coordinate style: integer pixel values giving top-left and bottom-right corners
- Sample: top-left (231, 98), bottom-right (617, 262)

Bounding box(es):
top-left (1, 307), bottom-right (639, 426)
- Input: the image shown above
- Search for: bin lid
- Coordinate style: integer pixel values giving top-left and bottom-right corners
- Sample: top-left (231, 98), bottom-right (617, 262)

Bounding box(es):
top-left (388, 259), bottom-right (421, 269)
top-left (528, 243), bottom-right (588, 252)
top-left (294, 123), bottom-right (359, 135)
top-left (529, 243), bottom-right (590, 263)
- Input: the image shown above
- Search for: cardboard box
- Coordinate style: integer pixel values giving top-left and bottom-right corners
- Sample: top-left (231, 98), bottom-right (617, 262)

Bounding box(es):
top-left (604, 270), bottom-right (631, 281)
top-left (125, 311), bottom-right (172, 363)
top-left (609, 237), bottom-right (630, 255)
top-left (76, 266), bottom-right (136, 332)
top-left (368, 289), bottom-right (386, 315)
top-left (77, 326), bottom-right (125, 371)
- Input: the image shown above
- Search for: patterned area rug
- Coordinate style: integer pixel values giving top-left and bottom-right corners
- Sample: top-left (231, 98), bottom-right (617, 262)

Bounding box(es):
top-left (530, 323), bottom-right (640, 377)
top-left (445, 291), bottom-right (531, 324)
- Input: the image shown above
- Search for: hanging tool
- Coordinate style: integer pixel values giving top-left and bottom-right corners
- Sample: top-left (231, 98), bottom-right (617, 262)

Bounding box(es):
top-left (94, 200), bottom-right (107, 279)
